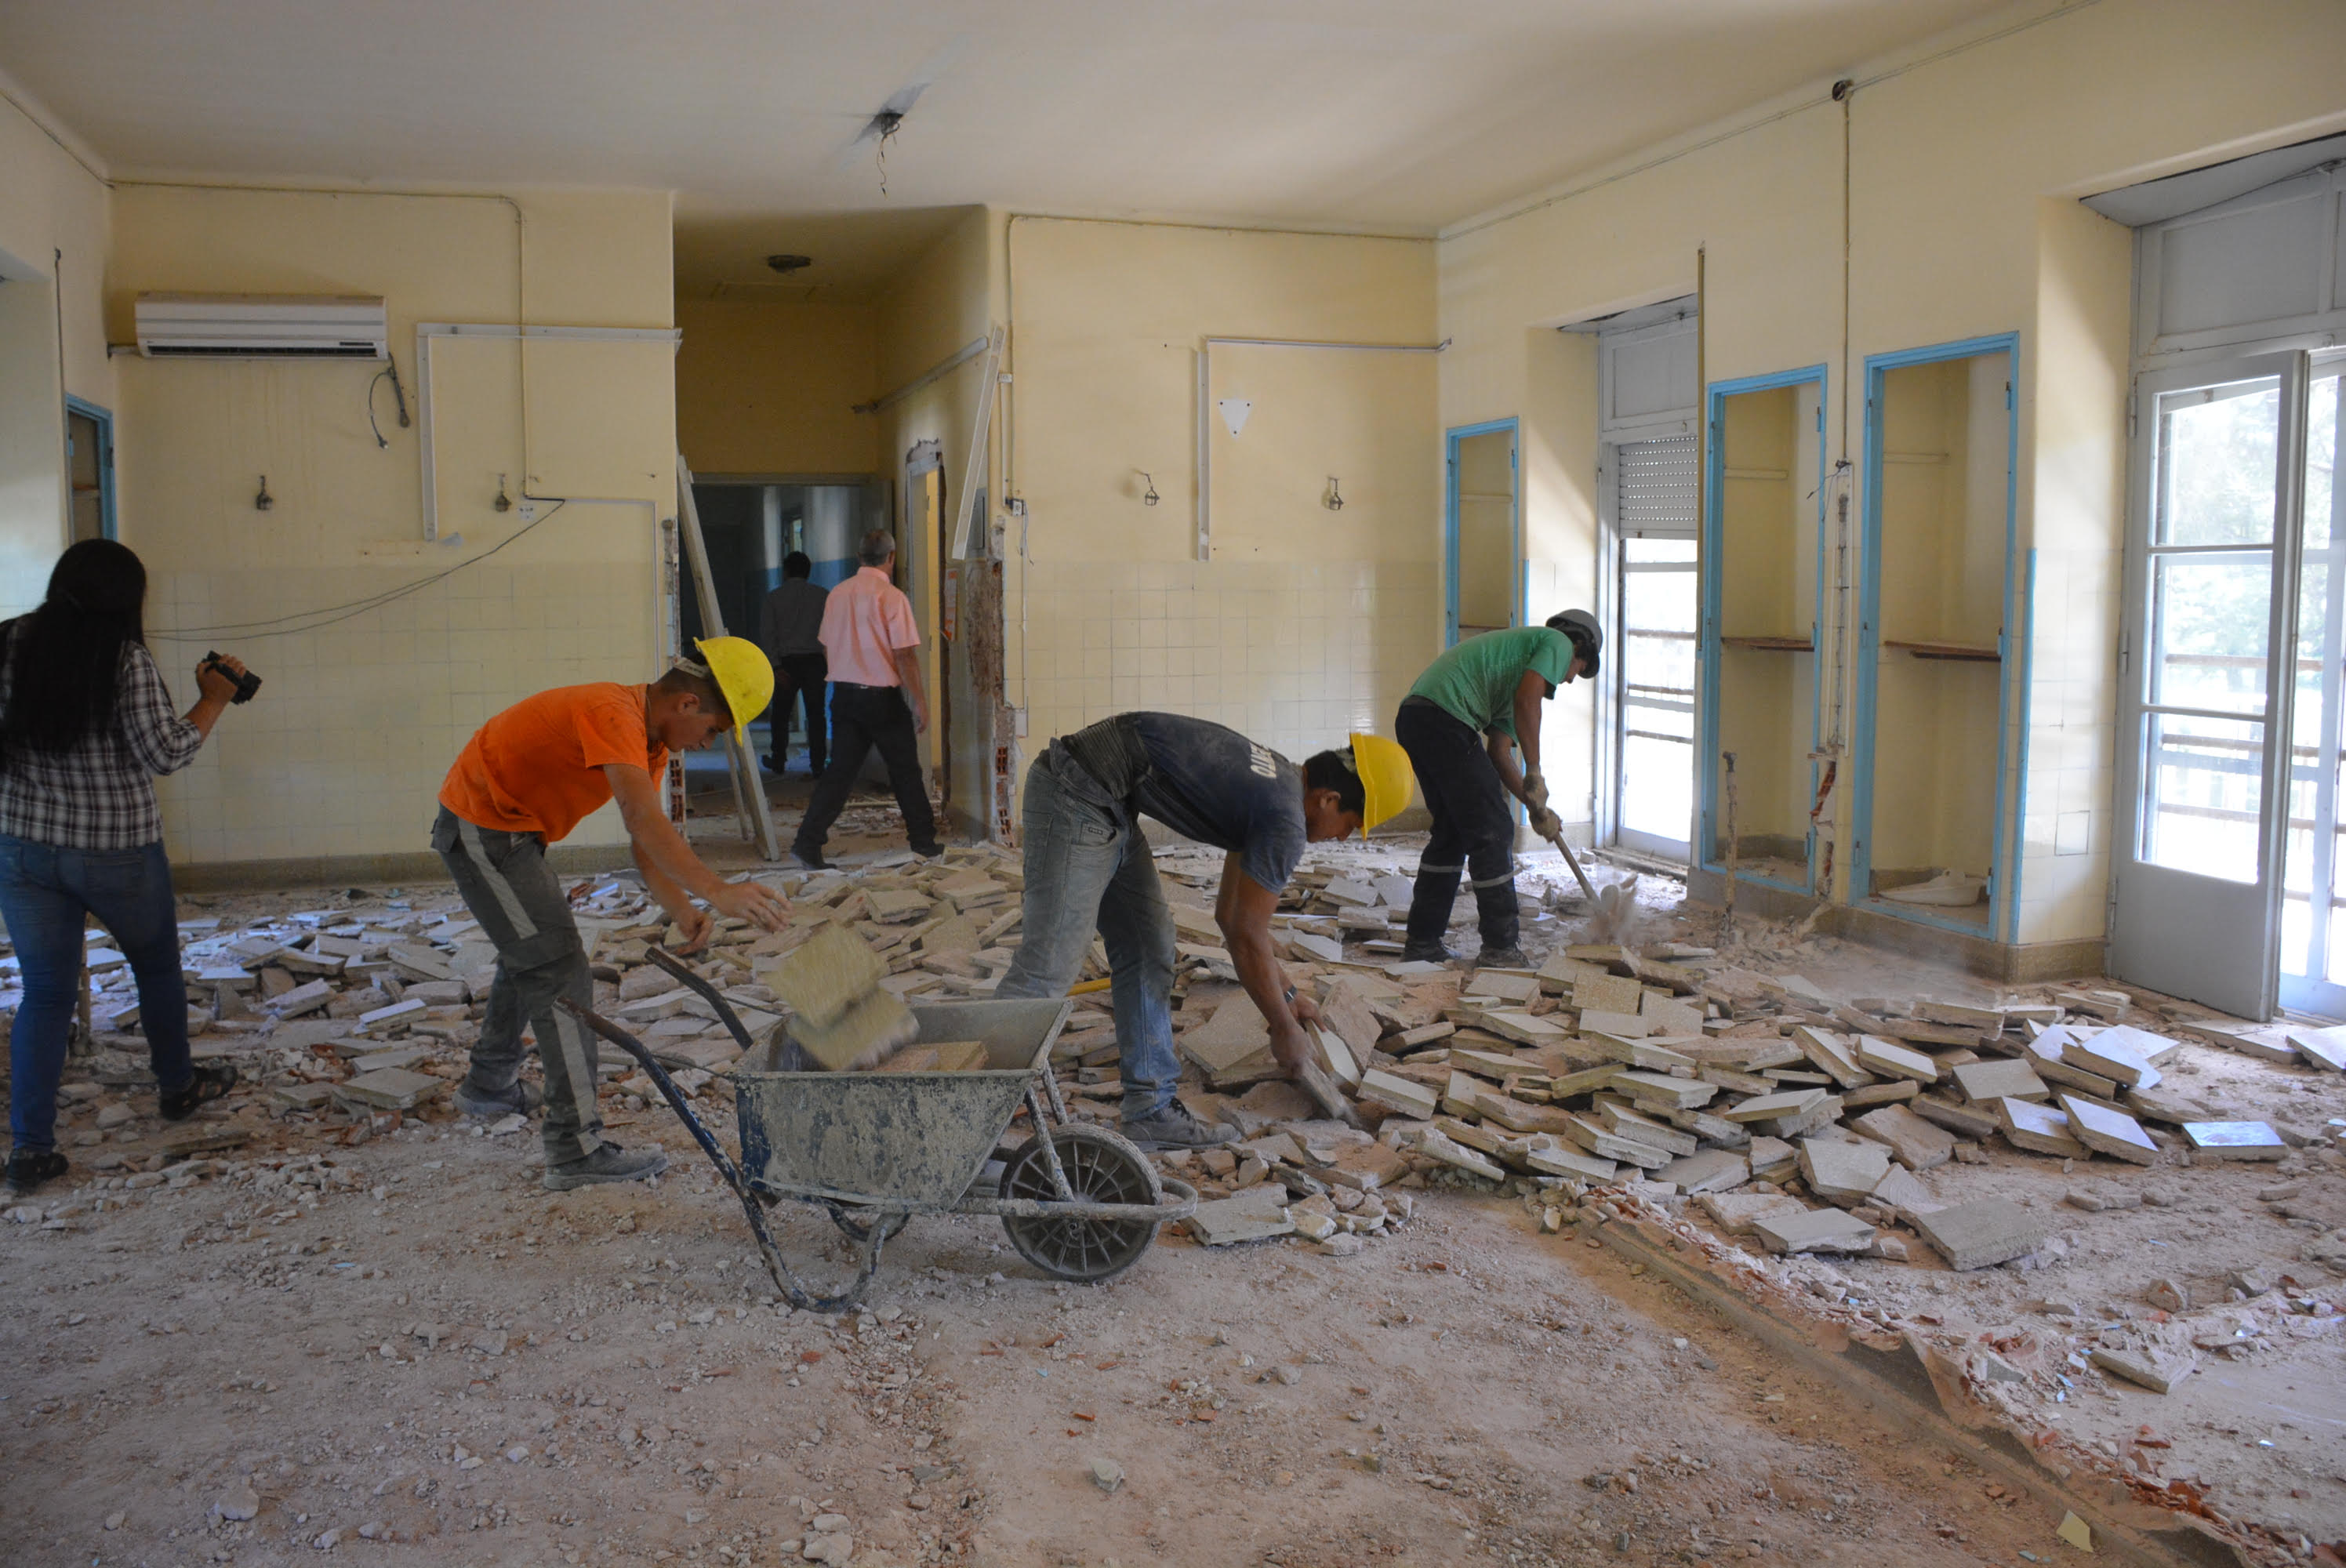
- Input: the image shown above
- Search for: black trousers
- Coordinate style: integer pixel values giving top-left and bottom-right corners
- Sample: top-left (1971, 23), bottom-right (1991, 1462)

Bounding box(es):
top-left (1396, 696), bottom-right (1520, 951)
top-left (770, 651), bottom-right (827, 774)
top-left (794, 683), bottom-right (939, 855)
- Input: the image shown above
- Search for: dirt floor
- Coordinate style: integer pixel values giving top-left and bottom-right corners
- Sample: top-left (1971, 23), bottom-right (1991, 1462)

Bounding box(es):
top-left (3, 774), bottom-right (2342, 1567)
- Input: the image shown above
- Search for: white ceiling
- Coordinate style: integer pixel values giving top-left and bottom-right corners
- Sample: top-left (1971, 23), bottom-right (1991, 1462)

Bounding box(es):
top-left (2, 0), bottom-right (2012, 290)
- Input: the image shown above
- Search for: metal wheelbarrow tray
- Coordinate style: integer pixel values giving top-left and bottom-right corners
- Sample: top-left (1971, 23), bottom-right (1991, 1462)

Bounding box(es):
top-left (562, 947), bottom-right (1196, 1311)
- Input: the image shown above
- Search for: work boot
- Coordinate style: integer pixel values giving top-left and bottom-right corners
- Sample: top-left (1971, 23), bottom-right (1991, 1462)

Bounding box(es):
top-left (1475, 944), bottom-right (1531, 969)
top-left (542, 1142), bottom-right (670, 1191)
top-left (455, 1079), bottom-right (544, 1120)
top-left (160, 1062), bottom-right (238, 1122)
top-left (791, 844), bottom-right (829, 871)
top-left (4, 1147), bottom-right (67, 1196)
top-left (1120, 1101), bottom-right (1237, 1152)
top-left (1400, 938), bottom-right (1458, 964)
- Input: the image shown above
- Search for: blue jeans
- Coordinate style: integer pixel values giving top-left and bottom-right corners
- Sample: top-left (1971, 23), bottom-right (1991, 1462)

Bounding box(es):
top-left (994, 748), bottom-right (1182, 1120)
top-left (0, 835), bottom-right (194, 1152)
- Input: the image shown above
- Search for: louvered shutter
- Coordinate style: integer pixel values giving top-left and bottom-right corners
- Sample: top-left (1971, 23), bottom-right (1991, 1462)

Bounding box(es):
top-left (1616, 435), bottom-right (1698, 538)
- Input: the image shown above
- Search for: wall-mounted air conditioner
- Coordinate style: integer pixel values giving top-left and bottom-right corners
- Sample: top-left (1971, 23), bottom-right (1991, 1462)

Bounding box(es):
top-left (134, 294), bottom-right (389, 359)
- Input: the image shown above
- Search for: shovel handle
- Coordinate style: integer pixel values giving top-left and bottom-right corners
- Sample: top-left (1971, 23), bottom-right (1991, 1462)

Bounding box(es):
top-left (1545, 829), bottom-right (1602, 905)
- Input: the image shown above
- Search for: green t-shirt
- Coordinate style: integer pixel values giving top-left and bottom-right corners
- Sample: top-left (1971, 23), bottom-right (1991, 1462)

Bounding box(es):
top-left (1407, 626), bottom-right (1578, 740)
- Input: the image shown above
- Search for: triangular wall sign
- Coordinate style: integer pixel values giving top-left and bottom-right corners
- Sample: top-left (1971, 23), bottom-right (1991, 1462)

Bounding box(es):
top-left (1218, 398), bottom-right (1253, 437)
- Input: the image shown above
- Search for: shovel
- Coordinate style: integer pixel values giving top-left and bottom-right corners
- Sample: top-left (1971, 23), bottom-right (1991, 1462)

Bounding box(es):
top-left (1535, 822), bottom-right (1636, 946)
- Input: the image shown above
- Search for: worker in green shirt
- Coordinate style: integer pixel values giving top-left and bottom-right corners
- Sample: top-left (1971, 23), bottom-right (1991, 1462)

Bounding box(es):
top-left (1396, 610), bottom-right (1602, 966)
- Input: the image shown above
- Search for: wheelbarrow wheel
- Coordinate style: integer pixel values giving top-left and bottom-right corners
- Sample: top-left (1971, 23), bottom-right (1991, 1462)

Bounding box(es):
top-left (997, 1124), bottom-right (1163, 1284)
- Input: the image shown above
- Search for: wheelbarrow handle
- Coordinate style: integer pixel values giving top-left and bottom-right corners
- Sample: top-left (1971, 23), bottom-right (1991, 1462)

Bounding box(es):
top-left (558, 998), bottom-right (874, 1313)
top-left (644, 944), bottom-right (761, 1058)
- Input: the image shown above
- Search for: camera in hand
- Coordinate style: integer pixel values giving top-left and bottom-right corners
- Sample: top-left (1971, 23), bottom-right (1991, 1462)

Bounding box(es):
top-left (202, 652), bottom-right (261, 705)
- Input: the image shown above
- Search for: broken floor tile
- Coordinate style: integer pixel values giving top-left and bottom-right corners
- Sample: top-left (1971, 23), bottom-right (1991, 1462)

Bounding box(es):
top-left (1751, 1207), bottom-right (1876, 1256)
top-left (1850, 1104), bottom-right (1956, 1170)
top-left (2181, 1120), bottom-right (2287, 1160)
top-left (1913, 1198), bottom-right (2049, 1271)
top-left (2090, 1346), bottom-right (2195, 1395)
top-left (1996, 1096), bottom-right (2087, 1159)
top-left (2057, 1094), bottom-right (2158, 1165)
top-left (1696, 1191), bottom-right (1808, 1235)
top-left (1796, 1137), bottom-right (1891, 1207)
top-left (1952, 1058), bottom-right (2048, 1104)
top-left (1186, 1185), bottom-right (1294, 1246)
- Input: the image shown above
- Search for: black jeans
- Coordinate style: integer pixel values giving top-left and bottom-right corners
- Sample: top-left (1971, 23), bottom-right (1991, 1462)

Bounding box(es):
top-left (770, 651), bottom-right (827, 774)
top-left (794, 683), bottom-right (939, 855)
top-left (1396, 696), bottom-right (1520, 952)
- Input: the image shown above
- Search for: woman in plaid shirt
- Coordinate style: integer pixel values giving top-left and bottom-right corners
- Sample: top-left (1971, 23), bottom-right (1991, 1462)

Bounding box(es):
top-left (0, 540), bottom-right (249, 1195)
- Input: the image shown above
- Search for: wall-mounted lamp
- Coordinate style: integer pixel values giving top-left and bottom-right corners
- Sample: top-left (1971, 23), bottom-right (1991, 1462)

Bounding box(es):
top-left (1138, 471), bottom-right (1159, 506)
top-left (1324, 477), bottom-right (1345, 512)
top-left (254, 476), bottom-right (273, 513)
top-left (494, 474), bottom-right (514, 513)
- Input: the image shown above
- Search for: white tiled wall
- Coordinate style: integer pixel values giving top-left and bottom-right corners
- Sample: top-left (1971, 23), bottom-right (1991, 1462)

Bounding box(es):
top-left (149, 564), bottom-right (655, 866)
top-left (1008, 557), bottom-right (1441, 773)
top-left (2014, 544), bottom-right (2120, 944)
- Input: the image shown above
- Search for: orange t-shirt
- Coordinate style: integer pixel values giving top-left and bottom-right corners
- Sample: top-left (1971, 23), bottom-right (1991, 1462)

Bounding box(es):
top-left (438, 683), bottom-right (669, 843)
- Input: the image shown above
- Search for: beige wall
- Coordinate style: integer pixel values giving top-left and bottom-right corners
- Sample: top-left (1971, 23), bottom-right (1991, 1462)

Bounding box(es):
top-left (675, 298), bottom-right (877, 477)
top-left (1437, 0), bottom-right (2346, 946)
top-left (1000, 216), bottom-right (1440, 787)
top-left (107, 184), bottom-right (677, 868)
top-left (0, 90), bottom-right (113, 616)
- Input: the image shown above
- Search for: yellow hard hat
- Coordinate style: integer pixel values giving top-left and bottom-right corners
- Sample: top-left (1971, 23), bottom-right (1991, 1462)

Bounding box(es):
top-left (1348, 732), bottom-right (1414, 833)
top-left (693, 636), bottom-right (774, 745)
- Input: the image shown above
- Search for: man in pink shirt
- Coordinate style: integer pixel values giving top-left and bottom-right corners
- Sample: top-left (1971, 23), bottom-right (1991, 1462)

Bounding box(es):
top-left (792, 528), bottom-right (940, 867)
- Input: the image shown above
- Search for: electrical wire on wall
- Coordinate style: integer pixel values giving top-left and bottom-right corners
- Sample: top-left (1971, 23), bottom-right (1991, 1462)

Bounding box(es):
top-left (149, 500), bottom-right (566, 642)
top-left (365, 355), bottom-right (411, 449)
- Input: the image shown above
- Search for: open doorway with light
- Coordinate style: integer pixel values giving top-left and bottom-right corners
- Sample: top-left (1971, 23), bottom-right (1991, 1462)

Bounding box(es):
top-left (680, 477), bottom-right (883, 785)
top-left (1587, 301), bottom-right (1699, 864)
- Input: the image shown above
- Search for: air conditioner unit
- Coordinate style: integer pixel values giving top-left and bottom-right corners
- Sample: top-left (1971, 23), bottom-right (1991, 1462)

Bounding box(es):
top-left (134, 294), bottom-right (388, 360)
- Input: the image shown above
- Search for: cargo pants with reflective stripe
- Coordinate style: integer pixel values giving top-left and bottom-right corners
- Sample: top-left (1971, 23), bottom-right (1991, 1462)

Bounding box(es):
top-left (1394, 696), bottom-right (1521, 954)
top-left (430, 805), bottom-right (603, 1165)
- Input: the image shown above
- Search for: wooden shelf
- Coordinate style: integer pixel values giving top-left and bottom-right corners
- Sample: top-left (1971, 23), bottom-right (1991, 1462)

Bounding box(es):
top-left (1722, 635), bottom-right (1813, 652)
top-left (1884, 639), bottom-right (1999, 662)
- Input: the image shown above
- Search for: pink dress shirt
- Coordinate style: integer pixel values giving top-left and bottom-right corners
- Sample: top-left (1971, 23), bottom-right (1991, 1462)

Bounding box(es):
top-left (818, 565), bottom-right (921, 687)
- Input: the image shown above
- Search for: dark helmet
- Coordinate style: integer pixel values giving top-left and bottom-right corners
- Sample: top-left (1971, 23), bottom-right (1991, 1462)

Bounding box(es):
top-left (1545, 608), bottom-right (1603, 678)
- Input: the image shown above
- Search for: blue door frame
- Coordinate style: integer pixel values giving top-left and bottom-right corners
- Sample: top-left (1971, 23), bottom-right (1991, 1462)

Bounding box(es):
top-left (1698, 365), bottom-right (1830, 897)
top-left (1444, 419), bottom-right (1521, 647)
top-left (65, 395), bottom-right (117, 541)
top-left (1850, 332), bottom-right (2027, 942)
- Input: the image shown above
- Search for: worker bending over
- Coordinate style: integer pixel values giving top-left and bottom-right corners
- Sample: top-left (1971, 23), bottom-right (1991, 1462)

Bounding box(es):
top-left (997, 713), bottom-right (1410, 1150)
top-left (1396, 611), bottom-right (1601, 967)
top-left (433, 641), bottom-right (787, 1189)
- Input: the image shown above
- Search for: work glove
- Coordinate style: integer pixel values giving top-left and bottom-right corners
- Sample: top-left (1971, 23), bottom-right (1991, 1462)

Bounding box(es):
top-left (1528, 804), bottom-right (1563, 843)
top-left (1523, 769), bottom-right (1549, 811)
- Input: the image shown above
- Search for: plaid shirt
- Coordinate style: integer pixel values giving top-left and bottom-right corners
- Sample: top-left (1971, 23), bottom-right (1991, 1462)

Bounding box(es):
top-left (0, 625), bottom-right (203, 849)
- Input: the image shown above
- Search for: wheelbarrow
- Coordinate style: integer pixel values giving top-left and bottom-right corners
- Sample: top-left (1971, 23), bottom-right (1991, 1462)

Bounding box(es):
top-left (559, 947), bottom-right (1197, 1312)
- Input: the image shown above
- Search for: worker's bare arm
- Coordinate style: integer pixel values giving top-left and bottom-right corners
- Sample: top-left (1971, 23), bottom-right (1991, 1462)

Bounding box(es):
top-left (603, 763), bottom-right (787, 944)
top-left (1215, 851), bottom-right (1317, 1073)
top-left (1510, 668), bottom-right (1546, 779)
top-left (1485, 728), bottom-right (1528, 800)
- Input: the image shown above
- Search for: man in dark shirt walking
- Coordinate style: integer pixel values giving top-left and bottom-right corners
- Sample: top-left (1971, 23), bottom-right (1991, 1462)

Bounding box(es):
top-left (995, 713), bottom-right (1411, 1149)
top-left (756, 551), bottom-right (828, 776)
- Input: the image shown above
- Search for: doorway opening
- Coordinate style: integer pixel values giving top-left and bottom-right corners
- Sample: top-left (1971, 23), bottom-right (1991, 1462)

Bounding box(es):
top-left (1588, 303), bottom-right (1699, 862)
top-left (1700, 368), bottom-right (1825, 891)
top-left (1444, 420), bottom-right (1519, 647)
top-left (66, 397), bottom-right (114, 543)
top-left (681, 477), bottom-right (882, 782)
top-left (1850, 336), bottom-right (2019, 938)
